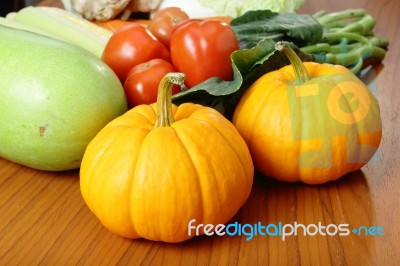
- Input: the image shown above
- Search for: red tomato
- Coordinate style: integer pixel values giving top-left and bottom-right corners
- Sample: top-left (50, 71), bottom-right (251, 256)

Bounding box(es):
top-left (124, 59), bottom-right (181, 107)
top-left (102, 24), bottom-right (170, 83)
top-left (148, 7), bottom-right (189, 48)
top-left (170, 20), bottom-right (239, 88)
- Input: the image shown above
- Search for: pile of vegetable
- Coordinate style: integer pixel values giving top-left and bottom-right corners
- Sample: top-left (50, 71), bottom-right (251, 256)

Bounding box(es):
top-left (100, 7), bottom-right (240, 108)
top-left (172, 8), bottom-right (389, 117)
top-left (80, 6), bottom-right (385, 241)
top-left (0, 4), bottom-right (388, 242)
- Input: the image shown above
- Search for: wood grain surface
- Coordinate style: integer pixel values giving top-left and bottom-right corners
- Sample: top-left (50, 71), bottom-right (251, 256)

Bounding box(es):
top-left (1, 0), bottom-right (399, 265)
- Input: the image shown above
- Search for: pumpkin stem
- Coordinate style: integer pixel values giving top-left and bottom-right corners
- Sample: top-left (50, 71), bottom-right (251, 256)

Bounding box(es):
top-left (275, 41), bottom-right (310, 85)
top-left (154, 72), bottom-right (186, 127)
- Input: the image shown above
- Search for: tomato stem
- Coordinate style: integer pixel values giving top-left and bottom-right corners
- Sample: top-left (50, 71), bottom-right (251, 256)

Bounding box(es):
top-left (154, 72), bottom-right (186, 127)
top-left (275, 41), bottom-right (310, 84)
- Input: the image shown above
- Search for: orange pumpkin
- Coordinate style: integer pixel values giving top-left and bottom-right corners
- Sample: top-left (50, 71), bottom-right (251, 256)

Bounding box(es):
top-left (80, 73), bottom-right (254, 242)
top-left (233, 42), bottom-right (382, 184)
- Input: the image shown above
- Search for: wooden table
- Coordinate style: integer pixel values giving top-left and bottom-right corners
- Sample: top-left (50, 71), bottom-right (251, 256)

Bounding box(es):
top-left (1, 0), bottom-right (399, 264)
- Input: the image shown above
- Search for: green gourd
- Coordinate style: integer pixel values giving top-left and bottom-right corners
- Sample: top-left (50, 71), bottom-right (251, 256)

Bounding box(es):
top-left (0, 25), bottom-right (127, 171)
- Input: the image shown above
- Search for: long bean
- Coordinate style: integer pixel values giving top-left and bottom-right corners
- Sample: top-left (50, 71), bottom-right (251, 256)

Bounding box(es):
top-left (331, 45), bottom-right (385, 66)
top-left (301, 9), bottom-right (388, 73)
top-left (336, 14), bottom-right (376, 35)
top-left (329, 42), bottom-right (362, 54)
top-left (301, 43), bottom-right (332, 54)
top-left (322, 32), bottom-right (371, 45)
top-left (368, 36), bottom-right (390, 47)
top-left (316, 9), bottom-right (366, 25)
top-left (313, 10), bottom-right (327, 19)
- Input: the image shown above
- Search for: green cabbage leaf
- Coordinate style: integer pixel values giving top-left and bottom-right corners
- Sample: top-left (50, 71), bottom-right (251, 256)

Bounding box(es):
top-left (198, 0), bottom-right (304, 17)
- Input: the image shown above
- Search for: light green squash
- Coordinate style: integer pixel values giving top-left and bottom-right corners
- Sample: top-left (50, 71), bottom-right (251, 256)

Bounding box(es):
top-left (0, 25), bottom-right (127, 171)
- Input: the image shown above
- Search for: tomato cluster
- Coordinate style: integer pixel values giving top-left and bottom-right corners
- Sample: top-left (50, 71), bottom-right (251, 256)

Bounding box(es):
top-left (101, 7), bottom-right (239, 108)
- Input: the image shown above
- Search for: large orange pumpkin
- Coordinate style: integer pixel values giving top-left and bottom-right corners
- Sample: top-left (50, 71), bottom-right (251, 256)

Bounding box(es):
top-left (233, 42), bottom-right (382, 184)
top-left (80, 73), bottom-right (254, 242)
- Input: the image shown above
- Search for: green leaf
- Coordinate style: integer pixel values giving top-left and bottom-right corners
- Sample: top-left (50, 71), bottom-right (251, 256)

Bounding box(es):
top-left (230, 10), bottom-right (323, 49)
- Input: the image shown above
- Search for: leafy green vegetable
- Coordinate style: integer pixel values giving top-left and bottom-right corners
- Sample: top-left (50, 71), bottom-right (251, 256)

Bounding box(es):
top-left (172, 10), bottom-right (321, 118)
top-left (230, 10), bottom-right (323, 49)
top-left (198, 0), bottom-right (304, 17)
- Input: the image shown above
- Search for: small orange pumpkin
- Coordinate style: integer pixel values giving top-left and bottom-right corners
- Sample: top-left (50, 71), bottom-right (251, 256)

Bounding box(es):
top-left (80, 73), bottom-right (254, 242)
top-left (233, 42), bottom-right (382, 184)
